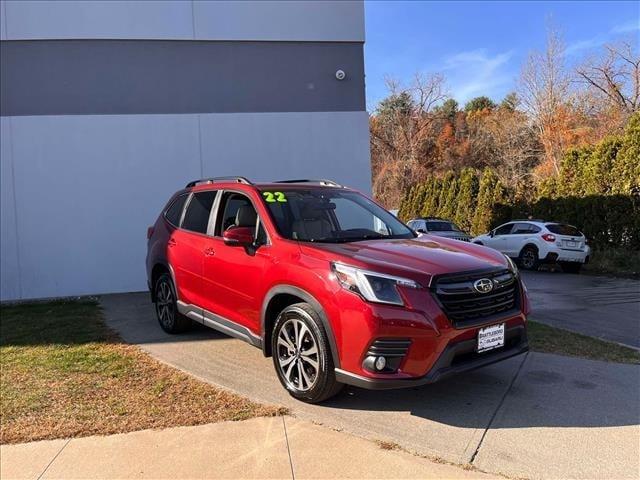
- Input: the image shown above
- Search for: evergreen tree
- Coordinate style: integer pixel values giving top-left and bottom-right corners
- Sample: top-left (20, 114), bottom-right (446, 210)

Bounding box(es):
top-left (454, 168), bottom-right (479, 232)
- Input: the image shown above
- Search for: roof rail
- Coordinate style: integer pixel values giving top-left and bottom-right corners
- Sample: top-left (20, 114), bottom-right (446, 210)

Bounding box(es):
top-left (186, 176), bottom-right (252, 188)
top-left (274, 179), bottom-right (343, 187)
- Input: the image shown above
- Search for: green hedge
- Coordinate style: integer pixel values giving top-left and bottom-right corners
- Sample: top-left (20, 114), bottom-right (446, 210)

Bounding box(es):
top-left (397, 113), bottom-right (640, 249)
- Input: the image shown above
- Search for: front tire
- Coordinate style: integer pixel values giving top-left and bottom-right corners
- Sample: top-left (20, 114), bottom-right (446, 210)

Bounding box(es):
top-left (154, 273), bottom-right (191, 334)
top-left (272, 303), bottom-right (343, 403)
top-left (519, 246), bottom-right (540, 270)
top-left (560, 262), bottom-right (582, 274)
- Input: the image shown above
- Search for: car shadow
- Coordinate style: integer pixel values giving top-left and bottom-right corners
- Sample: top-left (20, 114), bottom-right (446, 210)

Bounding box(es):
top-left (101, 292), bottom-right (640, 432)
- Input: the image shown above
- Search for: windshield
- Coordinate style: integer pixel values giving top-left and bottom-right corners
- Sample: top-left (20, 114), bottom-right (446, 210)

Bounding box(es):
top-left (259, 188), bottom-right (415, 243)
top-left (426, 221), bottom-right (461, 232)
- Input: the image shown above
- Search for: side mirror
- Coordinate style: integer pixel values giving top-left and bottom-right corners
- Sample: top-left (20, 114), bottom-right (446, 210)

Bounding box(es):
top-left (417, 228), bottom-right (426, 234)
top-left (223, 226), bottom-right (254, 247)
top-left (489, 230), bottom-right (495, 237)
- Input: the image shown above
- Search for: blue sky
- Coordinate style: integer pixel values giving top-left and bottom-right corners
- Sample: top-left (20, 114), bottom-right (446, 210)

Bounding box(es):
top-left (364, 1), bottom-right (640, 110)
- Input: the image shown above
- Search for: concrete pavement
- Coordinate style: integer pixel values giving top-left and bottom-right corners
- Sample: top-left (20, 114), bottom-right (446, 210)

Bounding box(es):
top-left (100, 293), bottom-right (640, 479)
top-left (1, 417), bottom-right (493, 479)
top-left (521, 270), bottom-right (640, 348)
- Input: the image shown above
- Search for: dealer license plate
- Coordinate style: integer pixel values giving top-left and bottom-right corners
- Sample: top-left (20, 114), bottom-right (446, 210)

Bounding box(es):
top-left (477, 323), bottom-right (505, 353)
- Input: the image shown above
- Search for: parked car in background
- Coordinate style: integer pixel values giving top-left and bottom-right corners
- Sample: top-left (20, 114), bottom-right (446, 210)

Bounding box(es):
top-left (407, 217), bottom-right (472, 242)
top-left (147, 177), bottom-right (529, 403)
top-left (472, 220), bottom-right (591, 273)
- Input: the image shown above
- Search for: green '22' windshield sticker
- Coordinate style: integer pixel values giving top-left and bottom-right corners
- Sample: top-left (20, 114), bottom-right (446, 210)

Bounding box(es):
top-left (262, 191), bottom-right (287, 203)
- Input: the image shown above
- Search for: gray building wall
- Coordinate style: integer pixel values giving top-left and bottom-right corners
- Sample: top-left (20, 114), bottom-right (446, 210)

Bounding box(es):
top-left (0, 0), bottom-right (370, 301)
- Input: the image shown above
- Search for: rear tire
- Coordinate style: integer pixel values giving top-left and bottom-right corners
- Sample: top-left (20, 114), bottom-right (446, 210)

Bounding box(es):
top-left (560, 262), bottom-right (582, 274)
top-left (519, 246), bottom-right (540, 270)
top-left (272, 303), bottom-right (343, 403)
top-left (154, 273), bottom-right (191, 333)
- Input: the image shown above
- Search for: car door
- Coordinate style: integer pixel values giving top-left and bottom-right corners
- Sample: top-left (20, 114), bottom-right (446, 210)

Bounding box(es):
top-left (200, 191), bottom-right (269, 335)
top-left (505, 222), bottom-right (535, 257)
top-left (168, 190), bottom-right (217, 308)
top-left (485, 223), bottom-right (514, 253)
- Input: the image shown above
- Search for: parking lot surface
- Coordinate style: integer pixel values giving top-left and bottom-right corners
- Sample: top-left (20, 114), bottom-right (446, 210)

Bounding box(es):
top-left (521, 270), bottom-right (640, 348)
top-left (102, 289), bottom-right (640, 480)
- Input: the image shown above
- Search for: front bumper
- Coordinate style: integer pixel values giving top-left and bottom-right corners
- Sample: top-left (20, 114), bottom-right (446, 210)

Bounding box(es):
top-left (334, 325), bottom-right (528, 390)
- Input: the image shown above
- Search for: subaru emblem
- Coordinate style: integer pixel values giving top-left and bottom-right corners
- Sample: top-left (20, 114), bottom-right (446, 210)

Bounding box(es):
top-left (473, 278), bottom-right (494, 294)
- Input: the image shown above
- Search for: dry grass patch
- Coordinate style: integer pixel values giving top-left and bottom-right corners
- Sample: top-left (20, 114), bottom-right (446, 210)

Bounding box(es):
top-left (375, 439), bottom-right (401, 451)
top-left (0, 300), bottom-right (285, 444)
top-left (528, 320), bottom-right (640, 364)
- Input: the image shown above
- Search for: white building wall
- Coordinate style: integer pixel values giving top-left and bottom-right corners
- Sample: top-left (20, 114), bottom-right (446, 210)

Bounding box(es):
top-left (2, 112), bottom-right (370, 300)
top-left (2, 0), bottom-right (364, 41)
top-left (0, 0), bottom-right (369, 300)
top-left (0, 117), bottom-right (20, 300)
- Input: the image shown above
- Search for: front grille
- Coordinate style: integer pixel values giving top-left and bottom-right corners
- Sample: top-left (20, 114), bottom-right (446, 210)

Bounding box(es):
top-left (366, 338), bottom-right (411, 357)
top-left (433, 269), bottom-right (519, 328)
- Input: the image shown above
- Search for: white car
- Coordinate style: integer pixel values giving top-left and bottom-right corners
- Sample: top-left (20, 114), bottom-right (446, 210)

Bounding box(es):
top-left (406, 218), bottom-right (472, 242)
top-left (472, 220), bottom-right (591, 273)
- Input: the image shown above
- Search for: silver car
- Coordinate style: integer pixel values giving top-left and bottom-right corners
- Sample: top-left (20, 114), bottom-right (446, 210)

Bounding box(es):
top-left (407, 218), bottom-right (472, 242)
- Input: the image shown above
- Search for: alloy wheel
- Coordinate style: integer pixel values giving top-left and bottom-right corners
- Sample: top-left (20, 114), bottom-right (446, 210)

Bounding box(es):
top-left (522, 250), bottom-right (535, 269)
top-left (276, 317), bottom-right (320, 392)
top-left (156, 280), bottom-right (175, 329)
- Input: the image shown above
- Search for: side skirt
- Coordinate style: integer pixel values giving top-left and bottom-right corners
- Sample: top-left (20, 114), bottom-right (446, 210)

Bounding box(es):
top-left (176, 301), bottom-right (262, 349)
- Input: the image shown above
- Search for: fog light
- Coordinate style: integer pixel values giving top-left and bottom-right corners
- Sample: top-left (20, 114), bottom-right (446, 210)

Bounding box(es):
top-left (375, 356), bottom-right (387, 371)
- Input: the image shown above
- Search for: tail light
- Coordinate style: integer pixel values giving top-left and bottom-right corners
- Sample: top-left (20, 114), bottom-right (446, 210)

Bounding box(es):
top-left (147, 226), bottom-right (155, 239)
top-left (541, 233), bottom-right (556, 242)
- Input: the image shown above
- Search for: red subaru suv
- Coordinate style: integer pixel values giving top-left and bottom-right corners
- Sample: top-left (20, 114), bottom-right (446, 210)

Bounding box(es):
top-left (146, 177), bottom-right (529, 403)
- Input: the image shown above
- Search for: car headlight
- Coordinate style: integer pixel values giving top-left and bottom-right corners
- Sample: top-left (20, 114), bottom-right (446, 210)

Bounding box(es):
top-left (504, 254), bottom-right (519, 277)
top-left (331, 262), bottom-right (419, 306)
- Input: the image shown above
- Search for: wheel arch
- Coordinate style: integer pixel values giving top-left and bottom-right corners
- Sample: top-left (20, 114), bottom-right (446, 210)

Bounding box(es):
top-left (519, 242), bottom-right (539, 257)
top-left (260, 285), bottom-right (340, 368)
top-left (150, 262), bottom-right (178, 302)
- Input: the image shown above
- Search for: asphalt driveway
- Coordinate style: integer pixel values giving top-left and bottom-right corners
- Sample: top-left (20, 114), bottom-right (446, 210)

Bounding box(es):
top-left (101, 292), bottom-right (639, 480)
top-left (521, 270), bottom-right (640, 348)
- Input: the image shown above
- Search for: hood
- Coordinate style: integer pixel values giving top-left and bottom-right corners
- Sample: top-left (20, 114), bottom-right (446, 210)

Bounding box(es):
top-left (300, 235), bottom-right (508, 285)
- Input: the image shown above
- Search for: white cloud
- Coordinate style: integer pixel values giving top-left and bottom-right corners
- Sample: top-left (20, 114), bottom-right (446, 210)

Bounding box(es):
top-left (566, 20), bottom-right (639, 56)
top-left (441, 49), bottom-right (515, 103)
top-left (565, 36), bottom-right (607, 56)
top-left (610, 20), bottom-right (640, 34)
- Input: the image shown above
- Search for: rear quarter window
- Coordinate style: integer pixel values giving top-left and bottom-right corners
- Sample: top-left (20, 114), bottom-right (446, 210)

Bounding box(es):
top-left (164, 193), bottom-right (189, 227)
top-left (546, 224), bottom-right (582, 236)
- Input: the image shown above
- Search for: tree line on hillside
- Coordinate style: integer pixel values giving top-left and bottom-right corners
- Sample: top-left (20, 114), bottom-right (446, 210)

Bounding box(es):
top-left (397, 113), bottom-right (640, 250)
top-left (370, 27), bottom-right (640, 213)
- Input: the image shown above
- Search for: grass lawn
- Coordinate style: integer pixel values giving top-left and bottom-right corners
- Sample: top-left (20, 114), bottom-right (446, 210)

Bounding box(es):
top-left (0, 300), bottom-right (284, 445)
top-left (528, 320), bottom-right (640, 364)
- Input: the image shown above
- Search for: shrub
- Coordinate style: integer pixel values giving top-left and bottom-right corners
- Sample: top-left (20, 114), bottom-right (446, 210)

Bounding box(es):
top-left (397, 113), bottom-right (640, 249)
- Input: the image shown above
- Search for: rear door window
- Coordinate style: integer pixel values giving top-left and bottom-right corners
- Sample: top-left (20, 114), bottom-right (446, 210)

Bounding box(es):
top-left (182, 191), bottom-right (217, 234)
top-left (512, 223), bottom-right (536, 234)
top-left (546, 224), bottom-right (581, 236)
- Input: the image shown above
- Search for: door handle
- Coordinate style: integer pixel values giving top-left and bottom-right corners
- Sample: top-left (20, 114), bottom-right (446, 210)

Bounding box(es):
top-left (204, 247), bottom-right (215, 256)
top-left (168, 238), bottom-right (176, 247)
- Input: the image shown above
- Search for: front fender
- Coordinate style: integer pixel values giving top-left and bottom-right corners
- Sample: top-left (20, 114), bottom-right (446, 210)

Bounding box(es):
top-left (260, 283), bottom-right (341, 369)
